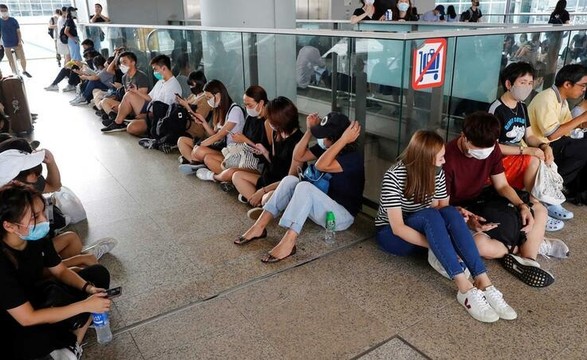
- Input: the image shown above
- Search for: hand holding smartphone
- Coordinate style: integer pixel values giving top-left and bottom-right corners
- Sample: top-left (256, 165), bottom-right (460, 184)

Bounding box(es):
top-left (105, 286), bottom-right (122, 298)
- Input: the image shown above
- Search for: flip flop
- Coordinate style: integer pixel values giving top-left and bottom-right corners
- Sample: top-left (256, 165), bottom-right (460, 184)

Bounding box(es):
top-left (234, 229), bottom-right (267, 245)
top-left (261, 246), bottom-right (297, 263)
top-left (547, 204), bottom-right (574, 220)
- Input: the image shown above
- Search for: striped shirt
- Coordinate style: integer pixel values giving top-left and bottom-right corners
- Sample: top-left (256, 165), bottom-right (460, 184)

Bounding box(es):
top-left (375, 162), bottom-right (448, 227)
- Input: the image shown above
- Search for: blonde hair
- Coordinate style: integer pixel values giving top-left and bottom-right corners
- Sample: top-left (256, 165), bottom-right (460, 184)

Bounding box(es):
top-left (400, 130), bottom-right (444, 204)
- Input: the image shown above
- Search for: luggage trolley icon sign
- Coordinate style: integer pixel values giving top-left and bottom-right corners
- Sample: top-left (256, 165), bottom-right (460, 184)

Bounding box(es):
top-left (411, 38), bottom-right (447, 90)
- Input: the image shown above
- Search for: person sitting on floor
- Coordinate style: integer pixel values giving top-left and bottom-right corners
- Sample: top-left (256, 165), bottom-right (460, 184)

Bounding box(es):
top-left (193, 85), bottom-right (271, 186)
top-left (0, 182), bottom-right (111, 360)
top-left (101, 54), bottom-right (181, 136)
top-left (69, 55), bottom-right (114, 106)
top-left (177, 79), bottom-right (245, 175)
top-left (99, 50), bottom-right (151, 125)
top-left (443, 111), bottom-right (568, 288)
top-left (489, 61), bottom-right (573, 232)
top-left (174, 70), bottom-right (213, 146)
top-left (234, 112), bottom-right (364, 263)
top-left (375, 130), bottom-right (516, 323)
top-left (44, 40), bottom-right (99, 93)
top-left (231, 96), bottom-right (303, 213)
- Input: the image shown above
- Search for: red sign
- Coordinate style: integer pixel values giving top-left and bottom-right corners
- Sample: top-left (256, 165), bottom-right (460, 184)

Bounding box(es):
top-left (412, 38), bottom-right (447, 90)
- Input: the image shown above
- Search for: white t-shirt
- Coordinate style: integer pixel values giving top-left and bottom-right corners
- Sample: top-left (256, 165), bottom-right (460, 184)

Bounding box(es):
top-left (225, 104), bottom-right (245, 145)
top-left (148, 76), bottom-right (182, 106)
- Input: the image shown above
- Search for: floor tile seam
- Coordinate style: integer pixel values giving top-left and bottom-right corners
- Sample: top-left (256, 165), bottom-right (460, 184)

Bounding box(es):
top-left (349, 335), bottom-right (432, 360)
top-left (110, 234), bottom-right (374, 337)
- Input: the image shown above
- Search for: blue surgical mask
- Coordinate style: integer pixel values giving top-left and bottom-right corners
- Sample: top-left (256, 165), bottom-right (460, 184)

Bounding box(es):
top-left (18, 221), bottom-right (50, 241)
top-left (153, 71), bottom-right (163, 81)
top-left (397, 3), bottom-right (410, 12)
top-left (317, 138), bottom-right (327, 150)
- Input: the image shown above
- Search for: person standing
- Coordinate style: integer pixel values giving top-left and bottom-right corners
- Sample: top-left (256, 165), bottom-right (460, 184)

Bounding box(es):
top-left (56, 6), bottom-right (70, 64)
top-left (460, 0), bottom-right (483, 22)
top-left (548, 0), bottom-right (570, 24)
top-left (48, 9), bottom-right (62, 67)
top-left (64, 6), bottom-right (81, 61)
top-left (0, 4), bottom-right (31, 77)
top-left (89, 3), bottom-right (110, 51)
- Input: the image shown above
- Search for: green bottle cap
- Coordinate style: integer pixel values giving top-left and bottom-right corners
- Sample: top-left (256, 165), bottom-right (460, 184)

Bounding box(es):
top-left (326, 211), bottom-right (335, 221)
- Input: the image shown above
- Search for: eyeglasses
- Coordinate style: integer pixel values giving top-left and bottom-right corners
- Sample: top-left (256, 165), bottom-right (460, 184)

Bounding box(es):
top-left (574, 83), bottom-right (587, 89)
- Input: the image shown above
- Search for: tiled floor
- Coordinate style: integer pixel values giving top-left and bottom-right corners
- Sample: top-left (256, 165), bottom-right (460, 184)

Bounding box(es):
top-left (9, 59), bottom-right (587, 359)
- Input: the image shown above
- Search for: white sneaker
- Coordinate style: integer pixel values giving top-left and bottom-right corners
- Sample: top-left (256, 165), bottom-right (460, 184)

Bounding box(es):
top-left (71, 97), bottom-right (88, 106)
top-left (63, 84), bottom-right (76, 92)
top-left (483, 285), bottom-right (517, 320)
top-left (69, 95), bottom-right (82, 103)
top-left (247, 207), bottom-right (263, 221)
top-left (49, 347), bottom-right (78, 360)
top-left (196, 168), bottom-right (215, 181)
top-left (427, 250), bottom-right (471, 280)
top-left (83, 237), bottom-right (118, 260)
top-left (237, 194), bottom-right (248, 204)
top-left (44, 84), bottom-right (59, 91)
top-left (456, 287), bottom-right (499, 323)
top-left (538, 238), bottom-right (569, 259)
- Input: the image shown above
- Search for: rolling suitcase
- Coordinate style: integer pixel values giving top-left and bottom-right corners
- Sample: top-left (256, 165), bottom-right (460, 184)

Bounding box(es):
top-left (1, 49), bottom-right (32, 134)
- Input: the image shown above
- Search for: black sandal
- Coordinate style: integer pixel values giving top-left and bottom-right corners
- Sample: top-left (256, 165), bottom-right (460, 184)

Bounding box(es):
top-left (261, 246), bottom-right (297, 263)
top-left (234, 229), bottom-right (267, 245)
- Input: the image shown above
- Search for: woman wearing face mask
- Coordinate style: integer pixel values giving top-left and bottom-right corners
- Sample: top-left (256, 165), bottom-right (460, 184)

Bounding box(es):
top-left (0, 182), bottom-right (111, 360)
top-left (195, 85), bottom-right (272, 187)
top-left (177, 79), bottom-right (245, 176)
top-left (234, 112), bottom-right (364, 265)
top-left (351, 0), bottom-right (376, 24)
top-left (375, 130), bottom-right (516, 323)
top-left (232, 97), bottom-right (304, 213)
top-left (489, 62), bottom-right (573, 232)
top-left (64, 6), bottom-right (82, 61)
top-left (175, 71), bottom-right (213, 150)
top-left (392, 0), bottom-right (418, 21)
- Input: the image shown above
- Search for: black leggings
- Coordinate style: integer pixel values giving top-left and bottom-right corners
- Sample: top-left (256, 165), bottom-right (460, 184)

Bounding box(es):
top-left (50, 68), bottom-right (80, 87)
top-left (4, 265), bottom-right (110, 360)
top-left (551, 135), bottom-right (587, 192)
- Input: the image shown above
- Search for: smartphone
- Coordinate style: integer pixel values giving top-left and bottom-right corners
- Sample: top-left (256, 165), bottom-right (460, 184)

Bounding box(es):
top-left (105, 286), bottom-right (122, 298)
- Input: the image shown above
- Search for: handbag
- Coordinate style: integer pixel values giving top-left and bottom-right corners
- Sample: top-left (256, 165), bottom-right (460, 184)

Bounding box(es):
top-left (52, 186), bottom-right (87, 224)
top-left (300, 164), bottom-right (332, 194)
top-left (221, 143), bottom-right (259, 170)
top-left (531, 161), bottom-right (566, 205)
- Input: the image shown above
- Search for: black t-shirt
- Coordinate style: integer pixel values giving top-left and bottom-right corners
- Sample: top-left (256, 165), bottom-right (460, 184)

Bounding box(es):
top-left (258, 129), bottom-right (304, 188)
top-left (462, 7), bottom-right (482, 22)
top-left (488, 99), bottom-right (529, 146)
top-left (242, 116), bottom-right (268, 146)
top-left (65, 18), bottom-right (77, 37)
top-left (90, 14), bottom-right (106, 23)
top-left (549, 11), bottom-right (570, 24)
top-left (353, 8), bottom-right (372, 21)
top-left (309, 145), bottom-right (365, 216)
top-left (0, 238), bottom-right (61, 312)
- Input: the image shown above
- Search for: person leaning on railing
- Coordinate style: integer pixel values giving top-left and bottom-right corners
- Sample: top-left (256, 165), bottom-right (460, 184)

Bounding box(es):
top-left (350, 0), bottom-right (375, 24)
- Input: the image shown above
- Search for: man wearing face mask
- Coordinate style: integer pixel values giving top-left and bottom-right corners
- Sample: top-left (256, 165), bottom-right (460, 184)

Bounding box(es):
top-left (444, 111), bottom-right (560, 288)
top-left (101, 54), bottom-right (180, 135)
top-left (529, 64), bottom-right (587, 203)
top-left (0, 4), bottom-right (31, 77)
top-left (489, 62), bottom-right (574, 233)
top-left (99, 50), bottom-right (150, 125)
top-left (460, 0), bottom-right (483, 22)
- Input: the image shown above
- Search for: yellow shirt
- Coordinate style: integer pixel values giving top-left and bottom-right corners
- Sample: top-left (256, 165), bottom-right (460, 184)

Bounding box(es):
top-left (528, 86), bottom-right (572, 143)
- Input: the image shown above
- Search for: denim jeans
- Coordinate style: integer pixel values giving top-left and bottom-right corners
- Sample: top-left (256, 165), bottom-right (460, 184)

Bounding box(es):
top-left (376, 206), bottom-right (487, 278)
top-left (68, 37), bottom-right (81, 61)
top-left (82, 80), bottom-right (109, 101)
top-left (263, 175), bottom-right (355, 234)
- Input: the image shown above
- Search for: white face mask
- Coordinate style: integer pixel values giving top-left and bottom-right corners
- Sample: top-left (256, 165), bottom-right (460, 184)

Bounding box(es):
top-left (207, 96), bottom-right (217, 109)
top-left (365, 0), bottom-right (375, 5)
top-left (0, 11), bottom-right (8, 18)
top-left (317, 138), bottom-right (327, 150)
top-left (397, 3), bottom-right (410, 12)
top-left (468, 145), bottom-right (494, 160)
top-left (246, 105), bottom-right (259, 117)
top-left (510, 84), bottom-right (533, 102)
top-left (119, 64), bottom-right (129, 74)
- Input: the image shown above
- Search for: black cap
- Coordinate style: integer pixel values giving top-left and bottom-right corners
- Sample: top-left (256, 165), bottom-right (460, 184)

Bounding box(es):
top-left (67, 6), bottom-right (78, 12)
top-left (310, 112), bottom-right (350, 139)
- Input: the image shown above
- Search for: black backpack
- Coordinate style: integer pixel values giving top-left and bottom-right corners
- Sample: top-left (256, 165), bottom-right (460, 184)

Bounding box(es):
top-left (59, 25), bottom-right (68, 44)
top-left (154, 103), bottom-right (191, 145)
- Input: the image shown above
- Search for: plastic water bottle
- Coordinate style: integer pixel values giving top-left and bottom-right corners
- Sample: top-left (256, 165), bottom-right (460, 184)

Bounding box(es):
top-left (92, 312), bottom-right (113, 344)
top-left (325, 211), bottom-right (336, 244)
top-left (385, 9), bottom-right (393, 21)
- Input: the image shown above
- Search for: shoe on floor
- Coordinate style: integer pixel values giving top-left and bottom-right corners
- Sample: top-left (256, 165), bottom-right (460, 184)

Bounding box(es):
top-left (483, 285), bottom-right (517, 320)
top-left (22, 71), bottom-right (32, 78)
top-left (545, 216), bottom-right (564, 232)
top-left (220, 182), bottom-right (235, 192)
top-left (538, 237), bottom-right (569, 259)
top-left (238, 194), bottom-right (248, 204)
top-left (247, 207), bottom-right (263, 220)
top-left (101, 122), bottom-right (127, 133)
top-left (196, 168), bottom-right (215, 181)
top-left (178, 163), bottom-right (205, 174)
top-left (62, 84), bottom-right (76, 92)
top-left (501, 253), bottom-right (555, 287)
top-left (83, 237), bottom-right (118, 260)
top-left (49, 342), bottom-right (82, 360)
top-left (44, 84), bottom-right (59, 91)
top-left (71, 97), bottom-right (89, 106)
top-left (547, 204), bottom-right (574, 220)
top-left (456, 287), bottom-right (499, 323)
top-left (178, 155), bottom-right (190, 164)
top-left (138, 138), bottom-right (158, 149)
top-left (427, 250), bottom-right (471, 280)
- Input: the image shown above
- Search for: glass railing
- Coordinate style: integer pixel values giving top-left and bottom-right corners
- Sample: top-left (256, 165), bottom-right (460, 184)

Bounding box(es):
top-left (78, 22), bottom-right (587, 206)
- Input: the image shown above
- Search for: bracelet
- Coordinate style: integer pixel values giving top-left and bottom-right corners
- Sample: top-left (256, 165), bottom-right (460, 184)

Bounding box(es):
top-left (81, 281), bottom-right (94, 293)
